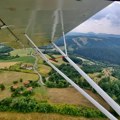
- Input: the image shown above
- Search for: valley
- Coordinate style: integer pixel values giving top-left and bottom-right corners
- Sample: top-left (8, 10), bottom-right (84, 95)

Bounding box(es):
top-left (0, 46), bottom-right (120, 120)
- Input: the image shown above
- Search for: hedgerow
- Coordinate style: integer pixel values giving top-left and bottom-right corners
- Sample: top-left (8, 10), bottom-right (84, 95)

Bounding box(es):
top-left (0, 97), bottom-right (105, 118)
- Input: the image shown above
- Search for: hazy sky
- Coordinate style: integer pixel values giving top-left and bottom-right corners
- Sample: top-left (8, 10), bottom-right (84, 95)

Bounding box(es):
top-left (72, 2), bottom-right (120, 35)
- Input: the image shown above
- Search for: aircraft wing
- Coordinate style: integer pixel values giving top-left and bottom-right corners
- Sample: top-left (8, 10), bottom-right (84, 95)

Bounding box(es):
top-left (0, 0), bottom-right (113, 48)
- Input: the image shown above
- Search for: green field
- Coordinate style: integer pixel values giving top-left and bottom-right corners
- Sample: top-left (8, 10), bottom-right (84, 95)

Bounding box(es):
top-left (0, 56), bottom-right (35, 63)
top-left (10, 48), bottom-right (33, 56)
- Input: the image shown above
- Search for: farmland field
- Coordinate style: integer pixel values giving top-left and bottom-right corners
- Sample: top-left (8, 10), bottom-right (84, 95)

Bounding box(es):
top-left (38, 64), bottom-right (52, 76)
top-left (47, 87), bottom-right (110, 110)
top-left (0, 56), bottom-right (35, 63)
top-left (0, 112), bottom-right (108, 120)
top-left (0, 62), bottom-right (18, 69)
top-left (10, 48), bottom-right (32, 57)
top-left (0, 71), bottom-right (38, 100)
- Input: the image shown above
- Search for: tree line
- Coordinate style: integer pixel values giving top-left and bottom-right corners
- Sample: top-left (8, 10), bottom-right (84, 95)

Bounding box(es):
top-left (0, 97), bottom-right (105, 118)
